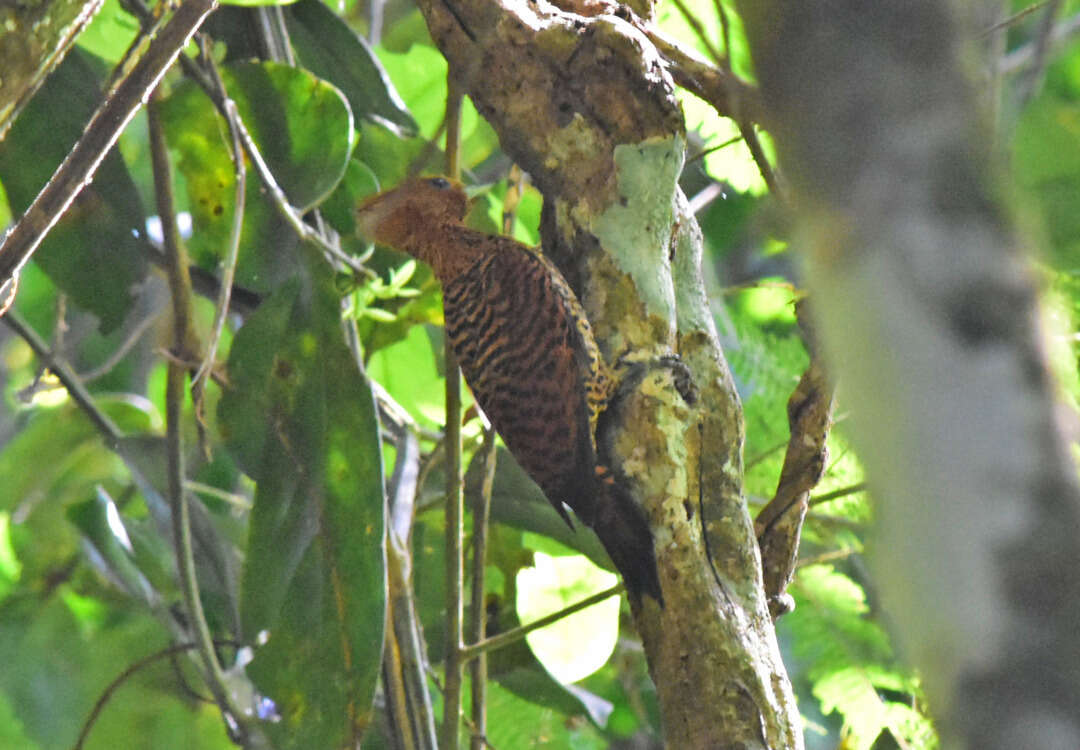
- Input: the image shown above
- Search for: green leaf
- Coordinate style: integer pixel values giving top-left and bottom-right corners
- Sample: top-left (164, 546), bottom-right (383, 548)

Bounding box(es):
top-left (367, 324), bottom-right (449, 429)
top-left (219, 253), bottom-right (386, 749)
top-left (482, 681), bottom-right (607, 749)
top-left (0, 399), bottom-right (156, 515)
top-left (781, 565), bottom-right (927, 750)
top-left (0, 596), bottom-right (229, 750)
top-left (0, 50), bottom-right (146, 333)
top-left (220, 0), bottom-right (300, 6)
top-left (114, 435), bottom-right (241, 626)
top-left (516, 552), bottom-right (620, 683)
top-left (76, 0), bottom-right (140, 63)
top-left (0, 690), bottom-right (41, 750)
top-left (227, 61), bottom-right (354, 212)
top-left (1013, 96), bottom-right (1080, 267)
top-left (160, 60), bottom-right (353, 291)
top-left (285, 0), bottom-right (418, 136)
top-left (67, 489), bottom-right (164, 609)
top-left (320, 157), bottom-right (381, 237)
top-left (376, 44), bottom-right (450, 139)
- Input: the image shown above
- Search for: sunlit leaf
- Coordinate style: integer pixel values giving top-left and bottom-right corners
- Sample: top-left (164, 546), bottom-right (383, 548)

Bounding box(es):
top-left (286, 0), bottom-right (418, 136)
top-left (320, 157), bottom-right (381, 237)
top-left (482, 680), bottom-right (607, 749)
top-left (76, 0), bottom-right (139, 63)
top-left (781, 565), bottom-right (927, 750)
top-left (516, 552), bottom-right (619, 684)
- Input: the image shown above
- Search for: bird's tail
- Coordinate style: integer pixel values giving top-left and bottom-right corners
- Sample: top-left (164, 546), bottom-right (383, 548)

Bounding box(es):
top-left (586, 469), bottom-right (664, 606)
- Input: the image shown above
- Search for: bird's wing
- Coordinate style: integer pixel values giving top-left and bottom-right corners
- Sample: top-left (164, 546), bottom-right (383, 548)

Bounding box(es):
top-left (442, 243), bottom-right (599, 525)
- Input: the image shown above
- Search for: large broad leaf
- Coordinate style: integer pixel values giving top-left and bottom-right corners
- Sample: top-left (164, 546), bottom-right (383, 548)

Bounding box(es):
top-left (219, 253), bottom-right (386, 749)
top-left (0, 50), bottom-right (146, 333)
top-left (159, 61), bottom-right (353, 292)
top-left (285, 0), bottom-right (417, 136)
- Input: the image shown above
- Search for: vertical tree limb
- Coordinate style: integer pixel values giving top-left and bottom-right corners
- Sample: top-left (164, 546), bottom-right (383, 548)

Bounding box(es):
top-left (755, 302), bottom-right (835, 619)
top-left (440, 80), bottom-right (466, 750)
top-left (735, 0), bottom-right (1080, 746)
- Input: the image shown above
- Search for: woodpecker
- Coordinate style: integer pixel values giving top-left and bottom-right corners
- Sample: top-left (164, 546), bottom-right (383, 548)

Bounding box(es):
top-left (355, 176), bottom-right (663, 603)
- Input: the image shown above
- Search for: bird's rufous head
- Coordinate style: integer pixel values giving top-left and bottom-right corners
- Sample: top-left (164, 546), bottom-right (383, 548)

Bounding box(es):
top-left (355, 176), bottom-right (468, 252)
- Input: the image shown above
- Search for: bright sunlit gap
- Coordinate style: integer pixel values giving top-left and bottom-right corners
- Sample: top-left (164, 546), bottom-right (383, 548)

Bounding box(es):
top-left (516, 552), bottom-right (620, 684)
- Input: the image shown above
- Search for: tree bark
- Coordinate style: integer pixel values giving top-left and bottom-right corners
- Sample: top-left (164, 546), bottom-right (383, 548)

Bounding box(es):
top-left (415, 0), bottom-right (803, 746)
top-left (734, 0), bottom-right (1080, 747)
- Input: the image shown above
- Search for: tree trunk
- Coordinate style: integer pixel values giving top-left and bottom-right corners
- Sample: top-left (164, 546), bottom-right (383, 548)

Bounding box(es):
top-left (415, 0), bottom-right (803, 746)
top-left (734, 0), bottom-right (1080, 747)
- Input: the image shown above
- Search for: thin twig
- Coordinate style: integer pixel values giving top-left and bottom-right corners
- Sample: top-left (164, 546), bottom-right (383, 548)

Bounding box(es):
top-left (469, 426), bottom-right (497, 750)
top-left (736, 121), bottom-right (782, 196)
top-left (713, 0), bottom-right (733, 67)
top-left (79, 311), bottom-right (161, 383)
top-left (797, 547), bottom-right (857, 569)
top-left (120, 0), bottom-right (375, 284)
top-left (73, 640), bottom-right (241, 750)
top-left (660, 0), bottom-right (782, 197)
top-left (667, 0), bottom-right (724, 67)
top-left (459, 584), bottom-right (624, 662)
top-left (982, 1), bottom-right (1051, 37)
top-left (1000, 10), bottom-right (1080, 74)
top-left (1017, 0), bottom-right (1063, 103)
top-left (2, 311), bottom-right (123, 446)
top-left (687, 134), bottom-right (744, 167)
top-left (0, 0), bottom-right (217, 291)
top-left (186, 480), bottom-right (253, 511)
top-left (440, 78), bottom-right (466, 750)
top-left (643, 27), bottom-right (760, 123)
top-left (192, 38), bottom-right (246, 393)
top-left (809, 481), bottom-right (868, 507)
top-left (150, 88), bottom-right (250, 744)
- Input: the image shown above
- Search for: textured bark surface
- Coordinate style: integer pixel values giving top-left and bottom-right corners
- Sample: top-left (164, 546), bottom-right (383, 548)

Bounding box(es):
top-left (415, 0), bottom-right (803, 746)
top-left (735, 0), bottom-right (1080, 747)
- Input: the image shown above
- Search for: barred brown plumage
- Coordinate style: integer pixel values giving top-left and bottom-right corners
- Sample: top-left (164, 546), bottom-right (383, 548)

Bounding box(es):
top-left (356, 176), bottom-right (663, 604)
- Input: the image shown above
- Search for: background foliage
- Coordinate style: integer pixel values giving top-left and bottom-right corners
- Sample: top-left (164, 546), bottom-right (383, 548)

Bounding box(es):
top-left (0, 0), bottom-right (1078, 747)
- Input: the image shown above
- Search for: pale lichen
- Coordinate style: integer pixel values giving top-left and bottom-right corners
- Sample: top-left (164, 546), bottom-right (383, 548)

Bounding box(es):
top-left (589, 136), bottom-right (684, 323)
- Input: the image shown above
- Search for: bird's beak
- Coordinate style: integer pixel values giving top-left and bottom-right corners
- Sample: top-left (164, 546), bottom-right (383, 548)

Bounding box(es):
top-left (354, 194), bottom-right (386, 242)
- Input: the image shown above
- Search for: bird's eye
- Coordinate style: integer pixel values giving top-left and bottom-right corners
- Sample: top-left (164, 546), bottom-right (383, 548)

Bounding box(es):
top-left (429, 177), bottom-right (451, 190)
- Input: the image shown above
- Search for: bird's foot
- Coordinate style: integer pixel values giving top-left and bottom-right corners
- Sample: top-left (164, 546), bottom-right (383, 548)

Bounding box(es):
top-left (611, 353), bottom-right (698, 407)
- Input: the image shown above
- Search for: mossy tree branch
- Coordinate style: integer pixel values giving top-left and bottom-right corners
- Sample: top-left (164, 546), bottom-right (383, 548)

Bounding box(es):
top-left (414, 0), bottom-right (802, 745)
